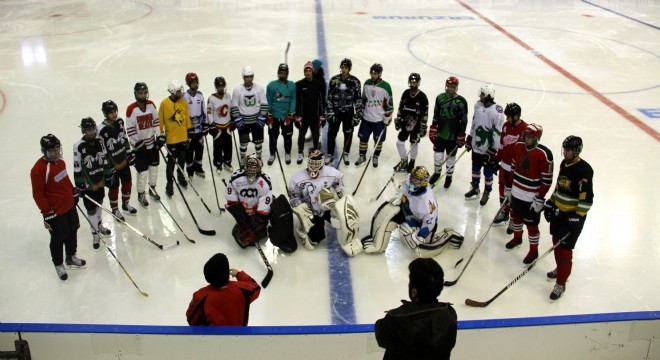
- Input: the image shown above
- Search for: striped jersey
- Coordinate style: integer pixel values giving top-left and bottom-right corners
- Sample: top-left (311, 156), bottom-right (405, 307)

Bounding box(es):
top-left (230, 83), bottom-right (268, 123)
top-left (510, 142), bottom-right (554, 202)
top-left (206, 92), bottom-right (232, 130)
top-left (469, 101), bottom-right (504, 155)
top-left (125, 101), bottom-right (160, 149)
top-left (550, 158), bottom-right (593, 216)
top-left (362, 78), bottom-right (393, 123)
top-left (184, 90), bottom-right (206, 133)
top-left (496, 119), bottom-right (527, 172)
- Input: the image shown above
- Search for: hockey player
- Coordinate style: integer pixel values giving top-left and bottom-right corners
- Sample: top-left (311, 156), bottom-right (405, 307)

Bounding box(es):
top-left (224, 154), bottom-right (273, 248)
top-left (326, 58), bottom-right (362, 165)
top-left (266, 63), bottom-right (297, 165)
top-left (231, 66), bottom-right (269, 163)
top-left (206, 76), bottom-right (234, 173)
top-left (362, 166), bottom-right (464, 257)
top-left (125, 82), bottom-right (161, 209)
top-left (99, 100), bottom-right (138, 216)
top-left (545, 136), bottom-right (593, 300)
top-left (393, 73), bottom-right (429, 173)
top-left (73, 117), bottom-right (114, 249)
top-left (503, 123), bottom-right (553, 265)
top-left (493, 103), bottom-right (527, 233)
top-left (465, 83), bottom-right (504, 205)
top-left (355, 63), bottom-right (393, 168)
top-left (31, 134), bottom-right (86, 280)
top-left (288, 150), bottom-right (361, 255)
top-left (159, 80), bottom-right (192, 198)
top-left (183, 72), bottom-right (208, 178)
top-left (295, 61), bottom-right (327, 164)
top-left (428, 76), bottom-right (468, 188)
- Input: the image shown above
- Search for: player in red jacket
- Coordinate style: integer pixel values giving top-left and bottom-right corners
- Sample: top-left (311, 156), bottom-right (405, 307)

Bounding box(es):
top-left (30, 134), bottom-right (87, 281)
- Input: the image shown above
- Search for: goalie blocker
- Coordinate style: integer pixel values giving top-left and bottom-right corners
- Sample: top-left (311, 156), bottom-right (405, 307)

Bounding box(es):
top-left (268, 194), bottom-right (296, 253)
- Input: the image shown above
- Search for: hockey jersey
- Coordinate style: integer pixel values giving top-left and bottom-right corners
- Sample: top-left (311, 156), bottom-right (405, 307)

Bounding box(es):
top-left (31, 158), bottom-right (75, 216)
top-left (469, 101), bottom-right (504, 155)
top-left (497, 119), bottom-right (528, 171)
top-left (125, 101), bottom-right (161, 149)
top-left (295, 77), bottom-right (326, 119)
top-left (230, 83), bottom-right (268, 123)
top-left (206, 93), bottom-right (232, 130)
top-left (73, 136), bottom-right (112, 190)
top-left (288, 166), bottom-right (344, 216)
top-left (509, 142), bottom-right (554, 202)
top-left (266, 79), bottom-right (296, 118)
top-left (362, 79), bottom-right (393, 123)
top-left (159, 96), bottom-right (192, 145)
top-left (550, 158), bottom-right (593, 216)
top-left (225, 170), bottom-right (273, 216)
top-left (98, 118), bottom-right (130, 171)
top-left (400, 175), bottom-right (438, 241)
top-left (327, 74), bottom-right (362, 114)
top-left (433, 93), bottom-right (468, 141)
top-left (397, 89), bottom-right (429, 130)
top-left (184, 90), bottom-right (206, 133)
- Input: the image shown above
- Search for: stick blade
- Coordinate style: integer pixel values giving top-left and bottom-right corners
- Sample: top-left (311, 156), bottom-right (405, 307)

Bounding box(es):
top-left (261, 270), bottom-right (273, 288)
top-left (465, 298), bottom-right (489, 308)
top-left (140, 290), bottom-right (149, 297)
top-left (162, 241), bottom-right (180, 250)
top-left (443, 279), bottom-right (458, 287)
top-left (198, 228), bottom-right (216, 236)
top-left (454, 258), bottom-right (465, 268)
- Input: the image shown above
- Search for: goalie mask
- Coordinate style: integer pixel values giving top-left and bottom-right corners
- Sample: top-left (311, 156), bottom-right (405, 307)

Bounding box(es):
top-left (80, 117), bottom-right (97, 140)
top-left (408, 166), bottom-right (430, 193)
top-left (244, 154), bottom-right (262, 183)
top-left (307, 150), bottom-right (324, 179)
top-left (40, 133), bottom-right (63, 161)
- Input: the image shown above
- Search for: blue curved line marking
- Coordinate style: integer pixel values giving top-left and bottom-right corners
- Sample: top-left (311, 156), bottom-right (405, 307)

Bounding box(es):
top-left (581, 0), bottom-right (660, 31)
top-left (408, 25), bottom-right (660, 95)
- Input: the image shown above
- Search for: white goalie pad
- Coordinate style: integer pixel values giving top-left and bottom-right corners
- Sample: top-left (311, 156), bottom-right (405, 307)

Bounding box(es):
top-left (363, 201), bottom-right (401, 254)
top-left (292, 203), bottom-right (315, 249)
top-left (330, 195), bottom-right (362, 257)
top-left (415, 227), bottom-right (465, 258)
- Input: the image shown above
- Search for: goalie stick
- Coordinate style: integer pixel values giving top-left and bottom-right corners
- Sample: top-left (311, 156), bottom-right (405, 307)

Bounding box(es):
top-left (83, 194), bottom-right (179, 250)
top-left (76, 204), bottom-right (149, 297)
top-left (255, 241), bottom-right (274, 288)
top-left (444, 198), bottom-right (509, 287)
top-left (162, 146), bottom-right (213, 214)
top-left (465, 232), bottom-right (571, 308)
top-left (372, 146), bottom-right (414, 201)
top-left (204, 136), bottom-right (225, 213)
top-left (159, 149), bottom-right (216, 236)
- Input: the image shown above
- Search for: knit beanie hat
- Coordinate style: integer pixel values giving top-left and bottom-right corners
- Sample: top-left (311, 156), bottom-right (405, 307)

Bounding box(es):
top-left (204, 253), bottom-right (230, 287)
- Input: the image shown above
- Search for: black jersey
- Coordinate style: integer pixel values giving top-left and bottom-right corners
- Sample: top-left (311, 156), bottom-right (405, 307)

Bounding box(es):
top-left (397, 89), bottom-right (429, 126)
top-left (296, 77), bottom-right (327, 119)
top-left (550, 157), bottom-right (594, 215)
top-left (73, 136), bottom-right (111, 188)
top-left (98, 118), bottom-right (130, 170)
top-left (327, 74), bottom-right (362, 114)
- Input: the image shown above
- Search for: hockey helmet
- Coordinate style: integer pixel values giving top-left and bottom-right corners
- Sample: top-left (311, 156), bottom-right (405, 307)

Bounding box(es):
top-left (408, 73), bottom-right (421, 84)
top-left (524, 123), bottom-right (543, 141)
top-left (408, 166), bottom-right (430, 193)
top-left (340, 58), bottom-right (352, 70)
top-left (562, 135), bottom-right (583, 156)
top-left (278, 63), bottom-right (289, 73)
top-left (478, 82), bottom-right (495, 99)
top-left (242, 65), bottom-right (254, 77)
top-left (185, 72), bottom-right (199, 85)
top-left (167, 80), bottom-right (184, 96)
top-left (307, 150), bottom-right (324, 179)
top-left (504, 102), bottom-right (522, 118)
top-left (370, 63), bottom-right (383, 74)
top-left (40, 134), bottom-right (62, 161)
top-left (214, 76), bottom-right (226, 88)
top-left (80, 117), bottom-right (97, 139)
top-left (244, 154), bottom-right (262, 183)
top-left (446, 76), bottom-right (459, 88)
top-left (101, 100), bottom-right (118, 117)
top-left (133, 82), bottom-right (149, 102)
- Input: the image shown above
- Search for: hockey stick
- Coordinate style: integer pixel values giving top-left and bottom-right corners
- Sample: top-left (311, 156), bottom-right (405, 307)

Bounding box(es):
top-left (372, 146), bottom-right (415, 201)
top-left (162, 146), bottom-right (213, 214)
top-left (232, 130), bottom-right (243, 169)
top-left (429, 146), bottom-right (462, 189)
top-left (76, 204), bottom-right (149, 297)
top-left (444, 198), bottom-right (509, 287)
top-left (352, 127), bottom-right (387, 196)
top-left (255, 240), bottom-right (274, 288)
top-left (267, 125), bottom-right (291, 196)
top-left (284, 41), bottom-right (290, 65)
top-left (151, 187), bottom-right (197, 244)
top-left (83, 195), bottom-right (179, 250)
top-left (465, 232), bottom-right (571, 308)
top-left (204, 135), bottom-right (225, 213)
top-left (159, 149), bottom-right (216, 236)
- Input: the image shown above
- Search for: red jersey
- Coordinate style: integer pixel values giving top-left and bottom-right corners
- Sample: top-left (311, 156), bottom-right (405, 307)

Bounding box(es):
top-left (30, 158), bottom-right (75, 216)
top-left (186, 271), bottom-right (261, 326)
top-left (508, 142), bottom-right (553, 202)
top-left (497, 119), bottom-right (527, 170)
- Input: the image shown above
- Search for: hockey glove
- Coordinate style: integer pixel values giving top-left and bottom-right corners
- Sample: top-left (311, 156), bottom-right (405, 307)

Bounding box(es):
top-left (43, 211), bottom-right (57, 232)
top-left (318, 115), bottom-right (325, 128)
top-left (530, 196), bottom-right (545, 213)
top-left (544, 200), bottom-right (558, 223)
top-left (352, 111), bottom-right (361, 127)
top-left (201, 122), bottom-right (209, 136)
top-left (428, 123), bottom-right (438, 143)
top-left (456, 132), bottom-right (466, 148)
top-left (489, 160), bottom-right (500, 175)
top-left (394, 117), bottom-right (403, 131)
top-left (326, 110), bottom-right (335, 125)
top-left (384, 112), bottom-right (393, 126)
top-left (465, 135), bottom-right (473, 151)
top-left (284, 113), bottom-right (294, 126)
top-left (567, 213), bottom-right (585, 236)
top-left (233, 116), bottom-right (244, 130)
top-left (266, 113), bottom-right (274, 126)
top-left (127, 149), bottom-right (136, 167)
top-left (256, 115), bottom-right (267, 128)
top-left (105, 171), bottom-right (116, 189)
top-left (156, 135), bottom-right (166, 149)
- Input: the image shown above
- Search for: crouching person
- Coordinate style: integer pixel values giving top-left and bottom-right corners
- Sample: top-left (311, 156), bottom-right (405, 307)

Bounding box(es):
top-left (362, 166), bottom-right (464, 257)
top-left (224, 154), bottom-right (272, 248)
top-left (288, 150), bottom-right (361, 256)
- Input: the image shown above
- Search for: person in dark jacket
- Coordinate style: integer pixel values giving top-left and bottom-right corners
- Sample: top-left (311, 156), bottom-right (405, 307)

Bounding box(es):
top-left (375, 258), bottom-right (457, 360)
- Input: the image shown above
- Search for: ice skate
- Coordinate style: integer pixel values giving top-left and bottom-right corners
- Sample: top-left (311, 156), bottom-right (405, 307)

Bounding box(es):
top-left (355, 154), bottom-right (366, 167)
top-left (464, 183), bottom-right (480, 199)
top-left (138, 192), bottom-right (149, 208)
top-left (549, 284), bottom-right (565, 300)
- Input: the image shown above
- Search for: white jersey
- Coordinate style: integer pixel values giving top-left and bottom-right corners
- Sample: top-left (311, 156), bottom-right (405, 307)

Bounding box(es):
top-left (361, 79), bottom-right (394, 123)
top-left (225, 169), bottom-right (273, 216)
top-left (230, 83), bottom-right (268, 123)
top-left (125, 101), bottom-right (161, 149)
top-left (469, 101), bottom-right (504, 155)
top-left (183, 90), bottom-right (206, 133)
top-left (206, 92), bottom-right (232, 130)
top-left (288, 166), bottom-right (344, 216)
top-left (400, 174), bottom-right (438, 241)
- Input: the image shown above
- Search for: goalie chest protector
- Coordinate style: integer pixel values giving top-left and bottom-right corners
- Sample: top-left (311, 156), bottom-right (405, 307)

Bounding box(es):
top-left (268, 194), bottom-right (296, 253)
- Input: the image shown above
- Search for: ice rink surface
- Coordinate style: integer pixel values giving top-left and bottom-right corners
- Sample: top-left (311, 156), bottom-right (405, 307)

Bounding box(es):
top-left (0, 0), bottom-right (659, 327)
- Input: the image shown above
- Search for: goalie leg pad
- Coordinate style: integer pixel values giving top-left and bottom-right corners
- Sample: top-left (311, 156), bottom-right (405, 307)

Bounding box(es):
top-left (364, 201), bottom-right (401, 254)
top-left (292, 203), bottom-right (315, 249)
top-left (330, 195), bottom-right (361, 257)
top-left (416, 227), bottom-right (465, 258)
top-left (319, 188), bottom-right (339, 212)
top-left (268, 194), bottom-right (297, 253)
